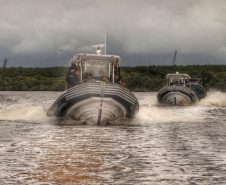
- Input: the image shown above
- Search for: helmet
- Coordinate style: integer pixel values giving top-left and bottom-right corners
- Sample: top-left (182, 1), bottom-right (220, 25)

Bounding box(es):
top-left (86, 72), bottom-right (92, 76)
top-left (71, 63), bottom-right (78, 70)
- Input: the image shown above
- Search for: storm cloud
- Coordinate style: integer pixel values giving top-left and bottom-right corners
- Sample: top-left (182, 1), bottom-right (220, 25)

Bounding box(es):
top-left (0, 0), bottom-right (226, 67)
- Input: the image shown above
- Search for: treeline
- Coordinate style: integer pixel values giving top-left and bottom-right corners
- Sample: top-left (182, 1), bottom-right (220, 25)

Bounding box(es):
top-left (0, 67), bottom-right (68, 91)
top-left (0, 65), bottom-right (226, 91)
top-left (121, 65), bottom-right (226, 91)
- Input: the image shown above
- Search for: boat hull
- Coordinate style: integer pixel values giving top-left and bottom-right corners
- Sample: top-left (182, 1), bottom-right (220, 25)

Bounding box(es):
top-left (157, 86), bottom-right (199, 105)
top-left (47, 82), bottom-right (139, 124)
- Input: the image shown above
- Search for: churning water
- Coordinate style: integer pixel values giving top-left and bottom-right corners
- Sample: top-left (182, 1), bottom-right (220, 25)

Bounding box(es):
top-left (0, 91), bottom-right (226, 185)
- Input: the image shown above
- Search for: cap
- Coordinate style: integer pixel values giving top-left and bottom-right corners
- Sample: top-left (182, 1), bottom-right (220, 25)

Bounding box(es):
top-left (102, 74), bottom-right (108, 77)
top-left (86, 72), bottom-right (92, 76)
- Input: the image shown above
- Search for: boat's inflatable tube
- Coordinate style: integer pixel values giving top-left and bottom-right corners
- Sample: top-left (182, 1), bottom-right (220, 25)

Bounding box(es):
top-left (187, 83), bottom-right (206, 100)
top-left (47, 82), bottom-right (139, 124)
top-left (157, 86), bottom-right (198, 105)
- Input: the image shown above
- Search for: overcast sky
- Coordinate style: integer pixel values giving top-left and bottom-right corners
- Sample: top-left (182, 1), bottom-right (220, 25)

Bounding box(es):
top-left (0, 0), bottom-right (226, 67)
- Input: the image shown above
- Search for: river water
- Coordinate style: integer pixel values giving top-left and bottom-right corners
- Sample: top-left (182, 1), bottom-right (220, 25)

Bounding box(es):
top-left (0, 91), bottom-right (226, 185)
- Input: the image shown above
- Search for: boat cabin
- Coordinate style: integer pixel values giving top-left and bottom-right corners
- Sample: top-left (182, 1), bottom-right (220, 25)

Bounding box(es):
top-left (69, 54), bottom-right (121, 83)
top-left (166, 72), bottom-right (191, 86)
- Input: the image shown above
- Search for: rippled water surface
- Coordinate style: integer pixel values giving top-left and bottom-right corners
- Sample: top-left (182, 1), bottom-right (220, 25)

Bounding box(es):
top-left (0, 91), bottom-right (226, 185)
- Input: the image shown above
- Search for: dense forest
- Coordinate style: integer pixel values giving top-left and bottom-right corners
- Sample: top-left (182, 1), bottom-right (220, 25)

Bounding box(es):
top-left (0, 65), bottom-right (226, 91)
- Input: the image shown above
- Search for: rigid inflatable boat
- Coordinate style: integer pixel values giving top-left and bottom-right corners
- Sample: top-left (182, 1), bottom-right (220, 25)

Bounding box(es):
top-left (157, 72), bottom-right (206, 105)
top-left (47, 54), bottom-right (139, 124)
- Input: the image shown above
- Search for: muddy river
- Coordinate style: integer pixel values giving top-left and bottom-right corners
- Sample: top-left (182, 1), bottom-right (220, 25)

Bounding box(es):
top-left (0, 91), bottom-right (226, 185)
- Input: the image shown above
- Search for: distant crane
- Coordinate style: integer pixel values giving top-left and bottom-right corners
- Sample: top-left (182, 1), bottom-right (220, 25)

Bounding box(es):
top-left (173, 51), bottom-right (177, 72)
top-left (3, 59), bottom-right (7, 68)
top-left (173, 51), bottom-right (177, 66)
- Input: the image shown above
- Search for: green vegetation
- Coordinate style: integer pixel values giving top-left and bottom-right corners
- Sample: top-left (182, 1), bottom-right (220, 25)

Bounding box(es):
top-left (0, 65), bottom-right (226, 91)
top-left (0, 67), bottom-right (68, 91)
top-left (121, 65), bottom-right (226, 91)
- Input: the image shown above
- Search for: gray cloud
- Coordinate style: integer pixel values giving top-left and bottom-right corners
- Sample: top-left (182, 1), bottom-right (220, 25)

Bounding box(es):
top-left (0, 0), bottom-right (226, 67)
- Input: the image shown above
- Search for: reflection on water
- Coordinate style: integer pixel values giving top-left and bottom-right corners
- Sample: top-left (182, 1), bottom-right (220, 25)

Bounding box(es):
top-left (0, 91), bottom-right (226, 184)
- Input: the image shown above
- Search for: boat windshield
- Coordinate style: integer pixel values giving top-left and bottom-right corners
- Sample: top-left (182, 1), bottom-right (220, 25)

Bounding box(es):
top-left (83, 60), bottom-right (111, 81)
top-left (168, 78), bottom-right (187, 86)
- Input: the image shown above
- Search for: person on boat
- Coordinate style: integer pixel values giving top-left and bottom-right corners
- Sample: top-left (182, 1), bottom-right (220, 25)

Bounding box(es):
top-left (174, 81), bottom-right (179, 85)
top-left (94, 70), bottom-right (105, 81)
top-left (65, 64), bottom-right (80, 88)
top-left (114, 73), bottom-right (125, 87)
top-left (102, 74), bottom-right (110, 82)
top-left (84, 73), bottom-right (96, 82)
